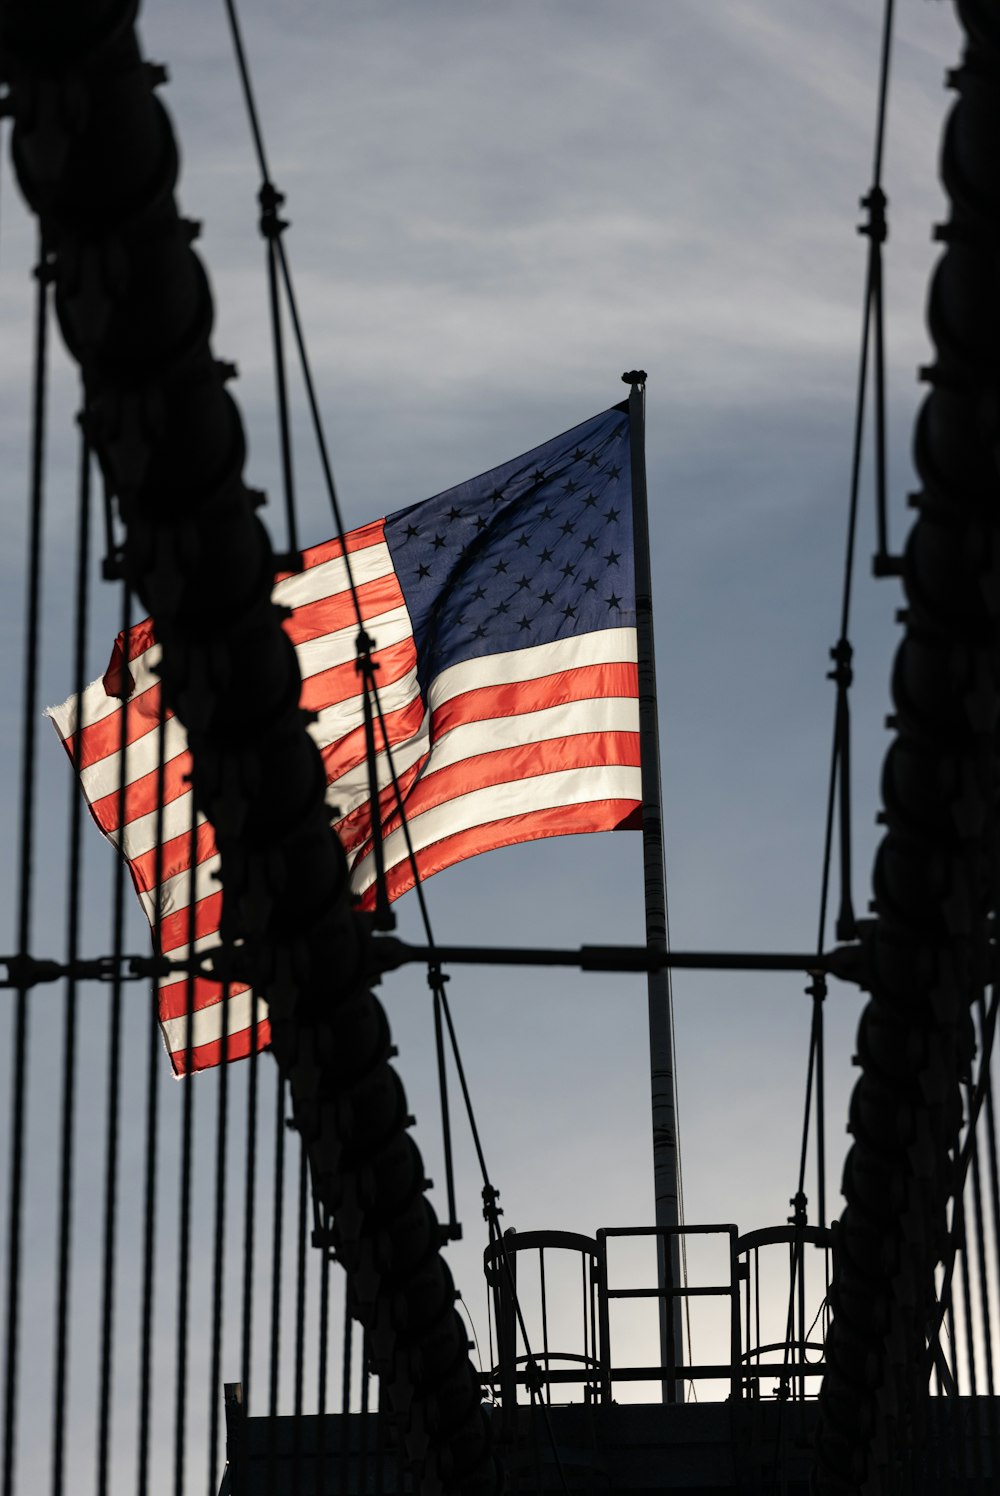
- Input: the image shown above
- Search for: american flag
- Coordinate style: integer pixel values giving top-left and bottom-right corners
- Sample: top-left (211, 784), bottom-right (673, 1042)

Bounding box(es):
top-left (48, 404), bottom-right (642, 1074)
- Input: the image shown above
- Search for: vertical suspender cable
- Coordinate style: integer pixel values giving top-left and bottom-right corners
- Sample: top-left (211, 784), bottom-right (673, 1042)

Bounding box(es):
top-left (97, 582), bottom-right (132, 1496)
top-left (316, 1214), bottom-right (331, 1496)
top-left (174, 803), bottom-right (199, 1496)
top-left (136, 703), bottom-right (168, 1496)
top-left (51, 417), bottom-right (92, 1496)
top-left (266, 1073), bottom-right (286, 1496)
top-left (340, 1277), bottom-right (353, 1496)
top-left (291, 1138), bottom-right (308, 1496)
top-left (3, 229), bottom-right (50, 1496)
top-left (241, 1008), bottom-right (260, 1416)
top-left (208, 973), bottom-right (231, 1496)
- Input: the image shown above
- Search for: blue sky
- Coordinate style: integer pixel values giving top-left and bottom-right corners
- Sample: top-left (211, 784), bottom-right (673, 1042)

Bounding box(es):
top-left (0, 1), bottom-right (963, 1488)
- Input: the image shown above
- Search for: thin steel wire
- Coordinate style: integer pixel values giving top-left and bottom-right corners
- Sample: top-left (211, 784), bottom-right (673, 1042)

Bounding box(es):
top-left (340, 1275), bottom-right (353, 1496)
top-left (374, 1386), bottom-right (386, 1496)
top-left (974, 991), bottom-right (1000, 1462)
top-left (871, 0), bottom-right (896, 190)
top-left (174, 802), bottom-right (200, 1496)
top-left (220, 0), bottom-right (365, 619)
top-left (136, 699), bottom-right (169, 1496)
top-left (431, 975), bottom-right (458, 1233)
top-left (968, 1111), bottom-right (994, 1397)
top-left (316, 1215), bottom-right (331, 1496)
top-left (97, 581), bottom-right (133, 1495)
top-left (3, 232), bottom-right (50, 1496)
top-left (221, 0), bottom-right (272, 182)
top-left (291, 1138), bottom-right (308, 1496)
top-left (359, 1333), bottom-right (371, 1496)
top-left (266, 231), bottom-right (300, 560)
top-left (240, 1003), bottom-right (260, 1412)
top-left (50, 420), bottom-right (91, 1496)
top-left (438, 999), bottom-right (569, 1495)
top-left (797, 6), bottom-right (898, 1409)
top-left (207, 975), bottom-right (232, 1496)
top-left (955, 1186), bottom-right (985, 1489)
top-left (266, 1073), bottom-right (287, 1496)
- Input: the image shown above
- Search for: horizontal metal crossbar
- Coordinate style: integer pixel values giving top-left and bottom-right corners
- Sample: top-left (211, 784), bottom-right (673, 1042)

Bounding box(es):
top-left (2, 937), bottom-right (864, 991)
top-left (373, 937), bottom-right (856, 977)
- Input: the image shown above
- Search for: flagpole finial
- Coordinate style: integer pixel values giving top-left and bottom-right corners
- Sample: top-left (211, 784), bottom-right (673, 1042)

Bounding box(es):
top-left (621, 369), bottom-right (647, 387)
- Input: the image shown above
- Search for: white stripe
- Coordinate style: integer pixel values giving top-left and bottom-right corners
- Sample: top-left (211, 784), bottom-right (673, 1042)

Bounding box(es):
top-left (45, 642), bottom-right (163, 740)
top-left (161, 989), bottom-right (269, 1057)
top-left (328, 716), bottom-right (431, 830)
top-left (429, 694), bottom-right (637, 771)
top-left (308, 661), bottom-right (421, 755)
top-left (76, 714), bottom-right (188, 805)
top-left (138, 850), bottom-right (219, 925)
top-left (350, 761), bottom-right (641, 893)
top-left (156, 924), bottom-right (230, 971)
top-left (293, 603), bottom-right (412, 683)
top-left (428, 628), bottom-right (637, 711)
top-left (113, 788), bottom-right (199, 863)
top-left (272, 538), bottom-right (393, 611)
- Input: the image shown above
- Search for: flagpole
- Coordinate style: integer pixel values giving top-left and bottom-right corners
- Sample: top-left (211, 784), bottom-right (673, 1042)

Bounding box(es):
top-left (624, 371), bottom-right (683, 1403)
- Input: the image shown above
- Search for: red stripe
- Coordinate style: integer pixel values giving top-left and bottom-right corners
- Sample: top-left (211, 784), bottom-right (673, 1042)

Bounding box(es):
top-left (67, 683), bottom-right (170, 772)
top-left (158, 889), bottom-right (224, 965)
top-left (168, 1011), bottom-right (271, 1076)
top-left (431, 661), bottom-right (638, 740)
top-left (90, 749), bottom-right (193, 836)
top-left (336, 755), bottom-right (427, 857)
top-left (358, 800), bottom-right (641, 909)
top-left (299, 635), bottom-right (417, 715)
top-left (276, 517), bottom-right (386, 578)
top-left (114, 616), bottom-right (158, 666)
top-left (320, 694), bottom-right (426, 791)
top-left (283, 570), bottom-right (403, 647)
top-left (157, 967), bottom-right (248, 1024)
top-left (131, 817), bottom-right (217, 900)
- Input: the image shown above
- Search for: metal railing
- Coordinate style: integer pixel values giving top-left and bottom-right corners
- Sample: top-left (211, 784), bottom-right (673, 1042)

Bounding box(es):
top-left (483, 1219), bottom-right (835, 1407)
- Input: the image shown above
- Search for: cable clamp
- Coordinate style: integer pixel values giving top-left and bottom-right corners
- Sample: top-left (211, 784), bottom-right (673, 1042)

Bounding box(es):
top-left (258, 180), bottom-right (288, 240)
top-left (872, 551), bottom-right (903, 578)
top-left (482, 1184), bottom-right (503, 1224)
top-left (858, 186), bottom-right (887, 245)
top-left (806, 972), bottom-right (827, 1003)
top-left (827, 638), bottom-right (853, 690)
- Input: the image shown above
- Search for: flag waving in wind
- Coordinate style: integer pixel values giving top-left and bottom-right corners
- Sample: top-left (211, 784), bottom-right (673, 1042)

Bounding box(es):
top-left (49, 404), bottom-right (642, 1073)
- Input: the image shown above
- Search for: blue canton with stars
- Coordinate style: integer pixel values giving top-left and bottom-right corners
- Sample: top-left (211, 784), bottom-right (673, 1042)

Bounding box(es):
top-left (384, 405), bottom-right (634, 696)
